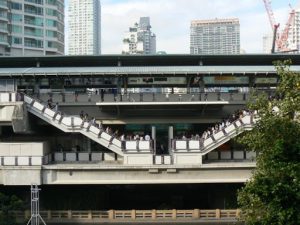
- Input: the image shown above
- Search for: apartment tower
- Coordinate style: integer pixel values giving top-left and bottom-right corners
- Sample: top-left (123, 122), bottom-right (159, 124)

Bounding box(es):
top-left (0, 0), bottom-right (64, 56)
top-left (68, 0), bottom-right (101, 55)
top-left (190, 18), bottom-right (240, 55)
top-left (122, 17), bottom-right (156, 55)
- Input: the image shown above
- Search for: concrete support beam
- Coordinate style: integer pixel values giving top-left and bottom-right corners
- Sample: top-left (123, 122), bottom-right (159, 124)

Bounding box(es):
top-left (2, 167), bottom-right (41, 185)
top-left (40, 164), bottom-right (254, 185)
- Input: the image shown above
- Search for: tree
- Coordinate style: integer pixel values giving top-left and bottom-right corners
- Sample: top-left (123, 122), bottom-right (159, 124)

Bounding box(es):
top-left (0, 192), bottom-right (24, 225)
top-left (237, 60), bottom-right (300, 225)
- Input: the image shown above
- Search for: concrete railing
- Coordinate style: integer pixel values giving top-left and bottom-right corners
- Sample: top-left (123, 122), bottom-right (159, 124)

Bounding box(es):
top-left (0, 156), bottom-right (44, 166)
top-left (14, 209), bottom-right (241, 222)
top-left (205, 150), bottom-right (256, 161)
top-left (172, 114), bottom-right (255, 154)
top-left (45, 152), bottom-right (122, 163)
top-left (154, 155), bottom-right (172, 165)
top-left (38, 92), bottom-right (249, 104)
top-left (0, 92), bottom-right (16, 103)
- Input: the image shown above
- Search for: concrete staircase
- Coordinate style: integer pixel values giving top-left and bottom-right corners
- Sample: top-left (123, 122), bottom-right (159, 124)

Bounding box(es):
top-left (201, 115), bottom-right (254, 154)
top-left (172, 114), bottom-right (255, 155)
top-left (24, 95), bottom-right (124, 156)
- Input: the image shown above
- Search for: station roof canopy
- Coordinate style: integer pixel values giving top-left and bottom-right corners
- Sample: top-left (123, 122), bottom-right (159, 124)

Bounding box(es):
top-left (0, 54), bottom-right (299, 77)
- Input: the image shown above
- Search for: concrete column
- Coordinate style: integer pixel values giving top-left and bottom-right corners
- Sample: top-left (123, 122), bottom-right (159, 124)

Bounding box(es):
top-left (168, 126), bottom-right (173, 152)
top-left (151, 126), bottom-right (156, 153)
top-left (87, 138), bottom-right (91, 152)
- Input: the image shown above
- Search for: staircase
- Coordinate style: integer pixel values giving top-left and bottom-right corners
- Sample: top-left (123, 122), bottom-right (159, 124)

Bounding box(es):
top-left (24, 95), bottom-right (124, 156)
top-left (172, 114), bottom-right (255, 155)
top-left (201, 115), bottom-right (254, 154)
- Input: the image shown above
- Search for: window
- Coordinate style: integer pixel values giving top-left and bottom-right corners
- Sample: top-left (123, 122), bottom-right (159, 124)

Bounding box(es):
top-left (46, 30), bottom-right (57, 37)
top-left (24, 37), bottom-right (43, 48)
top-left (0, 33), bottom-right (8, 42)
top-left (46, 0), bottom-right (56, 5)
top-left (11, 13), bottom-right (23, 22)
top-left (46, 19), bottom-right (56, 27)
top-left (12, 24), bottom-right (22, 33)
top-left (24, 15), bottom-right (43, 26)
top-left (46, 8), bottom-right (56, 16)
top-left (24, 4), bottom-right (43, 16)
top-left (25, 0), bottom-right (43, 5)
top-left (24, 26), bottom-right (43, 37)
top-left (12, 36), bottom-right (22, 44)
top-left (10, 2), bottom-right (22, 10)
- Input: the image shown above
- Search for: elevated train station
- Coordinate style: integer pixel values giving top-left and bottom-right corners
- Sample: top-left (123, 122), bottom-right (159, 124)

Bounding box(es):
top-left (0, 54), bottom-right (297, 188)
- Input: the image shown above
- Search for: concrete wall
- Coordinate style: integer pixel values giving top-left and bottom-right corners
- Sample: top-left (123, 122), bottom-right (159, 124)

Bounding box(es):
top-left (2, 168), bottom-right (41, 185)
top-left (0, 106), bottom-right (15, 121)
top-left (124, 154), bottom-right (153, 165)
top-left (173, 153), bottom-right (202, 165)
top-left (0, 93), bottom-right (16, 103)
top-left (0, 142), bottom-right (50, 156)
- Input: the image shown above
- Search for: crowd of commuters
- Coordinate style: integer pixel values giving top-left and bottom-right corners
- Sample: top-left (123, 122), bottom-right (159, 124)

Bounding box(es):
top-left (44, 93), bottom-right (253, 150)
top-left (78, 109), bottom-right (152, 143)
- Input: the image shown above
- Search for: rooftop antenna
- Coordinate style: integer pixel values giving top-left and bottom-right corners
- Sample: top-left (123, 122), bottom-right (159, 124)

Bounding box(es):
top-left (26, 184), bottom-right (47, 225)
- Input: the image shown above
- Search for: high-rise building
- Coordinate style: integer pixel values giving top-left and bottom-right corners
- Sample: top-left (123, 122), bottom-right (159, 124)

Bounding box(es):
top-left (286, 9), bottom-right (300, 52)
top-left (263, 33), bottom-right (273, 53)
top-left (0, 0), bottom-right (64, 56)
top-left (190, 18), bottom-right (240, 55)
top-left (122, 17), bottom-right (156, 55)
top-left (68, 0), bottom-right (101, 55)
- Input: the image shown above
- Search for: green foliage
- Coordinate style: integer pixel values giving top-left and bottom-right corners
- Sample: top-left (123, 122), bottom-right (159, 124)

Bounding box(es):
top-left (237, 60), bottom-right (300, 225)
top-left (0, 192), bottom-right (24, 225)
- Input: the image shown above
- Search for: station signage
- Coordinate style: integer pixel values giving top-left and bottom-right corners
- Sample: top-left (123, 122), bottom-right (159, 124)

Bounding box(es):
top-left (254, 77), bottom-right (278, 84)
top-left (203, 76), bottom-right (249, 84)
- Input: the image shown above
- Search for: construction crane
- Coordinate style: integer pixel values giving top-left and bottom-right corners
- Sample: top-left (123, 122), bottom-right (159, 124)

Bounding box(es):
top-left (263, 0), bottom-right (297, 53)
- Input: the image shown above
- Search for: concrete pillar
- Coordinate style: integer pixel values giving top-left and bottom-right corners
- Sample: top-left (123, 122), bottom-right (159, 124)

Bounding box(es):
top-left (151, 209), bottom-right (156, 219)
top-left (87, 138), bottom-right (91, 152)
top-left (151, 126), bottom-right (156, 153)
top-left (215, 209), bottom-right (221, 219)
top-left (168, 126), bottom-right (173, 152)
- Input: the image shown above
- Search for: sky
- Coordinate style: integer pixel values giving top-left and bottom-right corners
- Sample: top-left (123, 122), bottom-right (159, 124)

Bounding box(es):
top-left (65, 0), bottom-right (299, 54)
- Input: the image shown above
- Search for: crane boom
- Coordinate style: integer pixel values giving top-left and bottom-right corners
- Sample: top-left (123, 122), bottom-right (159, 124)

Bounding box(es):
top-left (263, 0), bottom-right (278, 31)
top-left (262, 0), bottom-right (297, 53)
top-left (277, 10), bottom-right (296, 51)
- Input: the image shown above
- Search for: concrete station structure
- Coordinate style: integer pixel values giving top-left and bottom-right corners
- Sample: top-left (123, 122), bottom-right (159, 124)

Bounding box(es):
top-left (0, 54), bottom-right (297, 187)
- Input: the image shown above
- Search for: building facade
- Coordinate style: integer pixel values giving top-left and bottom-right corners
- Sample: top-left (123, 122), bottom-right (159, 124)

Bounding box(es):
top-left (122, 17), bottom-right (156, 55)
top-left (286, 9), bottom-right (300, 52)
top-left (263, 33), bottom-right (273, 53)
top-left (0, 0), bottom-right (64, 56)
top-left (190, 18), bottom-right (240, 55)
top-left (68, 0), bottom-right (101, 55)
